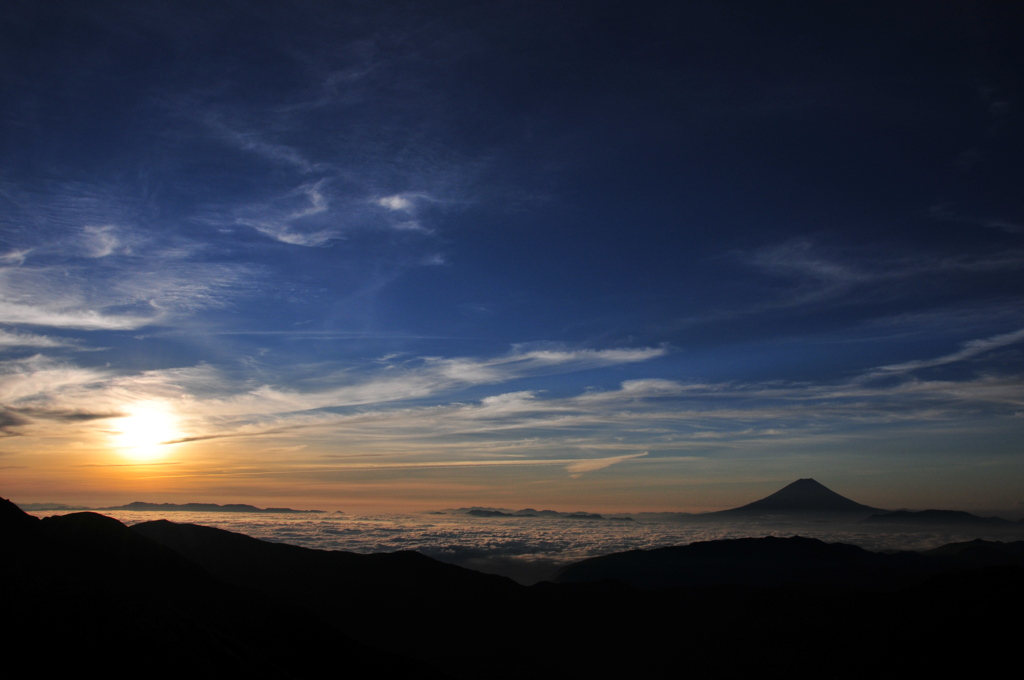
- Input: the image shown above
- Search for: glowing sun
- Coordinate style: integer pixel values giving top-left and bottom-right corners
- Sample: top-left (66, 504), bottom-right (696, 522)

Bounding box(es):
top-left (113, 404), bottom-right (181, 461)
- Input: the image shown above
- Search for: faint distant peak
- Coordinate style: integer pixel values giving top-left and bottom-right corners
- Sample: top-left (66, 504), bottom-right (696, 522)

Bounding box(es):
top-left (711, 478), bottom-right (886, 518)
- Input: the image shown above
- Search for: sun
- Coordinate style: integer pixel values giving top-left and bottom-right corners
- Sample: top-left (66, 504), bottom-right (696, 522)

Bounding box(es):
top-left (112, 403), bottom-right (181, 461)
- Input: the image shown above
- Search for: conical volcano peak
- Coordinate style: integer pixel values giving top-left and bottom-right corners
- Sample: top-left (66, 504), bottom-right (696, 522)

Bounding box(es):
top-left (777, 478), bottom-right (836, 496)
top-left (713, 479), bottom-right (885, 518)
top-left (787, 478), bottom-right (826, 488)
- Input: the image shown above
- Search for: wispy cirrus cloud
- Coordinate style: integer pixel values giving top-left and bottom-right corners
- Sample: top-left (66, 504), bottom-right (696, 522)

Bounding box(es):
top-left (870, 327), bottom-right (1024, 376)
top-left (200, 112), bottom-right (319, 174)
top-left (0, 329), bottom-right (78, 349)
top-left (0, 355), bottom-right (109, 404)
top-left (930, 203), bottom-right (1024, 235)
top-left (0, 298), bottom-right (157, 331)
top-left (0, 250), bottom-right (30, 266)
top-left (3, 326), bottom-right (1022, 476)
top-left (0, 345), bottom-right (666, 441)
top-left (81, 225), bottom-right (124, 258)
top-left (145, 364), bottom-right (1023, 468)
top-left (749, 239), bottom-right (870, 300)
top-left (0, 259), bottom-right (252, 330)
top-left (173, 345), bottom-right (668, 418)
top-left (374, 192), bottom-right (439, 233)
top-left (736, 239), bottom-right (1024, 317)
top-left (565, 452), bottom-right (648, 478)
top-left (235, 180), bottom-right (339, 246)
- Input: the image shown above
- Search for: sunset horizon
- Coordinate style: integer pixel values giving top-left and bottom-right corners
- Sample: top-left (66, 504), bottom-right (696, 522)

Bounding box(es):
top-left (3, 1), bottom-right (1023, 516)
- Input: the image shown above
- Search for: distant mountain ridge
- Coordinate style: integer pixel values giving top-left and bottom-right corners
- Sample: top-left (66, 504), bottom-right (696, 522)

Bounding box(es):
top-left (16, 500), bottom-right (324, 514)
top-left (104, 501), bottom-right (324, 513)
top-left (864, 509), bottom-right (1016, 526)
top-left (452, 507), bottom-right (614, 520)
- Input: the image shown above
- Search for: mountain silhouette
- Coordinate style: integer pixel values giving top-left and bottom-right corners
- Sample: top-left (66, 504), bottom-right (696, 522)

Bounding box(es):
top-left (6, 494), bottom-right (1024, 678)
top-left (710, 478), bottom-right (885, 517)
top-left (863, 509), bottom-right (1013, 526)
top-left (106, 501), bottom-right (322, 513)
top-left (2, 500), bottom-right (444, 677)
top-left (554, 535), bottom-right (925, 589)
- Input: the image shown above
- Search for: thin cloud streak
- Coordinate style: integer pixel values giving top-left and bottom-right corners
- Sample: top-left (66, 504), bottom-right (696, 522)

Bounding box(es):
top-left (873, 327), bottom-right (1024, 376)
top-left (733, 239), bottom-right (1024, 314)
top-left (4, 333), bottom-right (1021, 460)
top-left (200, 113), bottom-right (319, 174)
top-left (0, 330), bottom-right (78, 349)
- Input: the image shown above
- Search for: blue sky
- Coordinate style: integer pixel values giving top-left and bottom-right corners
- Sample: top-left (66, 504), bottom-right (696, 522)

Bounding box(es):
top-left (2, 1), bottom-right (1023, 511)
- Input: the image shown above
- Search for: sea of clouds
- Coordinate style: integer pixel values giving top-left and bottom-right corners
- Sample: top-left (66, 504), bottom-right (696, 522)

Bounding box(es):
top-left (29, 509), bottom-right (1024, 584)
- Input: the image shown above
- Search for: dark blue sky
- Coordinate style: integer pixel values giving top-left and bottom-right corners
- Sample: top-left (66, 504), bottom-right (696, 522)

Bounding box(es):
top-left (2, 1), bottom-right (1023, 510)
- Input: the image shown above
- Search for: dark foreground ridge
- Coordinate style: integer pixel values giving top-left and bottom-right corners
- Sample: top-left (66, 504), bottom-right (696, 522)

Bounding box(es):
top-left (5, 495), bottom-right (1023, 678)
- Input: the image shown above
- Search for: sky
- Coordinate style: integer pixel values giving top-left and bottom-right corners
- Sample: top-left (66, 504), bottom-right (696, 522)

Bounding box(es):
top-left (2, 0), bottom-right (1023, 512)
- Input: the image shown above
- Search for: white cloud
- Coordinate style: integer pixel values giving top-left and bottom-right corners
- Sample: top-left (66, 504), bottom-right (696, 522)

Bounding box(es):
top-left (82, 225), bottom-right (122, 258)
top-left (376, 194), bottom-right (415, 212)
top-left (398, 221), bottom-right (432, 233)
top-left (502, 346), bottom-right (667, 370)
top-left (238, 181), bottom-right (340, 247)
top-left (740, 240), bottom-right (1024, 313)
top-left (0, 329), bottom-right (77, 349)
top-left (193, 345), bottom-right (664, 418)
top-left (872, 327), bottom-right (1024, 375)
top-left (421, 253), bottom-right (446, 265)
top-left (289, 182), bottom-right (329, 220)
top-left (478, 391), bottom-right (540, 414)
top-left (0, 355), bottom-right (109, 403)
top-left (565, 452), bottom-right (647, 478)
top-left (202, 113), bottom-right (317, 173)
top-left (0, 259), bottom-right (250, 331)
top-left (0, 250), bottom-right (30, 265)
top-left (372, 193), bottom-right (442, 233)
top-left (0, 299), bottom-right (157, 330)
top-left (7, 331), bottom-right (1020, 469)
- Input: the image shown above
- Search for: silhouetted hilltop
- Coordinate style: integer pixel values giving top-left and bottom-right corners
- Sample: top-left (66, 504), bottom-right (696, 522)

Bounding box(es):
top-left (132, 518), bottom-right (516, 604)
top-left (921, 538), bottom-right (1024, 568)
top-left (14, 501), bottom-right (90, 511)
top-left (130, 517), bottom-right (521, 677)
top-left (555, 535), bottom-right (927, 589)
top-left (2, 498), bottom-right (444, 677)
top-left (709, 478), bottom-right (885, 518)
top-left (1, 495), bottom-right (38, 530)
top-left (864, 509), bottom-right (1014, 526)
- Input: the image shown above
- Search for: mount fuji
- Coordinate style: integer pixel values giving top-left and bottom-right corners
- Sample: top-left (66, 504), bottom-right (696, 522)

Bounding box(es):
top-left (710, 478), bottom-right (886, 518)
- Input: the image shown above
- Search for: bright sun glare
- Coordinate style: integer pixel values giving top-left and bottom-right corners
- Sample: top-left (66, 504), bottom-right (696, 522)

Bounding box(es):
top-left (113, 404), bottom-right (180, 461)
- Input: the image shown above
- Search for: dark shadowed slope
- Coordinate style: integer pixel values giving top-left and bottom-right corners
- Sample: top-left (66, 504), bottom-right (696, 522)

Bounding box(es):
top-left (130, 519), bottom-right (519, 678)
top-left (710, 478), bottom-right (886, 518)
top-left (922, 538), bottom-right (1024, 567)
top-left (2, 499), bottom-right (444, 678)
top-left (554, 535), bottom-right (926, 589)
